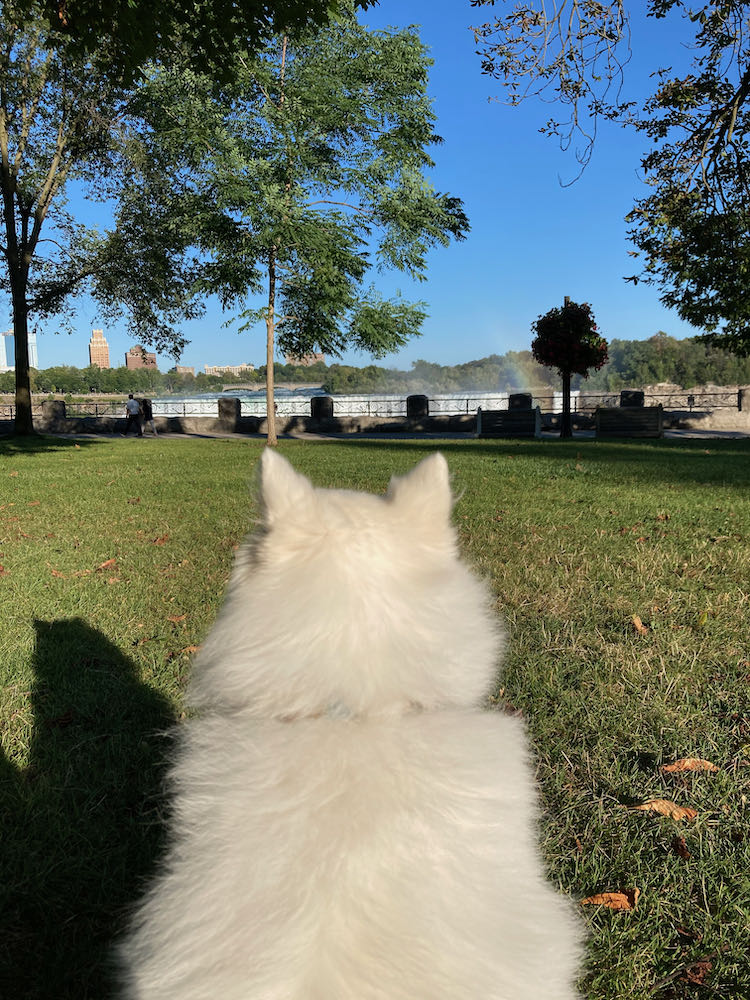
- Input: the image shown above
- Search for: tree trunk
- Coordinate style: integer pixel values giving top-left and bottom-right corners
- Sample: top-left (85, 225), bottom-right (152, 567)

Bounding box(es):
top-left (11, 276), bottom-right (34, 435)
top-left (2, 140), bottom-right (35, 434)
top-left (560, 369), bottom-right (572, 438)
top-left (265, 252), bottom-right (277, 447)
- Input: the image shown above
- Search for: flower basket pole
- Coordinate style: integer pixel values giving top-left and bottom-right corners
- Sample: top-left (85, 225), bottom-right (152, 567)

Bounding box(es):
top-left (561, 366), bottom-right (572, 438)
top-left (560, 295), bottom-right (574, 437)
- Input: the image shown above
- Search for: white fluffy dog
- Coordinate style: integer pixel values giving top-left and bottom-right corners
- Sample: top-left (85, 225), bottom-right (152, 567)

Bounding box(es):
top-left (118, 450), bottom-right (583, 999)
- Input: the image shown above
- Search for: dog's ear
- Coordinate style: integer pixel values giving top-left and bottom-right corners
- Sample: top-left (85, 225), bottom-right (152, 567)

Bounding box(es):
top-left (387, 452), bottom-right (452, 523)
top-left (258, 448), bottom-right (315, 524)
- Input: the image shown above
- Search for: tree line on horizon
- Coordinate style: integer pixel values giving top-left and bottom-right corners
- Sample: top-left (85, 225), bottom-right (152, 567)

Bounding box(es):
top-left (4, 333), bottom-right (749, 398)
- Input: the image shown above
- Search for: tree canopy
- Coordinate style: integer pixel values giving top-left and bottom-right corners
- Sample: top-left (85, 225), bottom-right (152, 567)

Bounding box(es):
top-left (18, 0), bottom-right (379, 84)
top-left (471, 1), bottom-right (750, 355)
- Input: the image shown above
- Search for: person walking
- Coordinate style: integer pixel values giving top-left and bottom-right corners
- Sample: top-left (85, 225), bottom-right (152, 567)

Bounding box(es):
top-left (124, 394), bottom-right (143, 437)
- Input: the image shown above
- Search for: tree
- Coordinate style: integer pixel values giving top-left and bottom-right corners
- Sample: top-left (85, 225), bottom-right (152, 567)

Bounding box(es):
top-left (131, 6), bottom-right (469, 444)
top-left (0, 2), bottom-right (205, 434)
top-left (471, 1), bottom-right (750, 355)
top-left (531, 298), bottom-right (608, 437)
top-left (0, 2), bottom-right (122, 434)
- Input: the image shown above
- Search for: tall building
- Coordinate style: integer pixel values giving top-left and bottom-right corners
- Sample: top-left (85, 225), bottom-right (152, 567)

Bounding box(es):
top-left (125, 345), bottom-right (157, 369)
top-left (88, 329), bottom-right (110, 368)
top-left (0, 330), bottom-right (37, 370)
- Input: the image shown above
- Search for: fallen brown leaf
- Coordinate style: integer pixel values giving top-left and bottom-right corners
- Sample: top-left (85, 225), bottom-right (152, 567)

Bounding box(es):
top-left (0, 564), bottom-right (7, 576)
top-left (682, 958), bottom-right (713, 985)
top-left (49, 567), bottom-right (67, 578)
top-left (167, 613), bottom-right (187, 623)
top-left (581, 888), bottom-right (640, 911)
top-left (152, 534), bottom-right (170, 545)
top-left (630, 799), bottom-right (697, 821)
top-left (632, 614), bottom-right (650, 636)
top-left (127, 496), bottom-right (141, 504)
top-left (181, 645), bottom-right (201, 654)
top-left (661, 757), bottom-right (719, 774)
top-left (9, 471), bottom-right (18, 477)
top-left (96, 557), bottom-right (118, 571)
top-left (671, 835), bottom-right (691, 860)
top-left (106, 576), bottom-right (121, 584)
top-left (27, 500), bottom-right (40, 506)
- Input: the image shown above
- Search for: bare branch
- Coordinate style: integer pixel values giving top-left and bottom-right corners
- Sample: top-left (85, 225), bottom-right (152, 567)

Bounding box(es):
top-left (471, 0), bottom-right (631, 172)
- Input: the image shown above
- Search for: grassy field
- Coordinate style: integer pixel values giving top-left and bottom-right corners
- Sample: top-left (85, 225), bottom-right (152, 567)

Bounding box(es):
top-left (1, 433), bottom-right (749, 999)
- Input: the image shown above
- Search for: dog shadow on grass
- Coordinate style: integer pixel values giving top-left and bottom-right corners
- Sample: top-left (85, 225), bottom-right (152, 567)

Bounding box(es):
top-left (0, 619), bottom-right (175, 1000)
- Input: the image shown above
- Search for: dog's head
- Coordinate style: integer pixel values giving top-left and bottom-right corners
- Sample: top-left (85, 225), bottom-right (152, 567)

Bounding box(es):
top-left (190, 450), bottom-right (503, 718)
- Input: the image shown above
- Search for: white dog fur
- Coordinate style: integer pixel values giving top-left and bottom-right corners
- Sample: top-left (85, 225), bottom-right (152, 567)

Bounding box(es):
top-left (118, 450), bottom-right (583, 999)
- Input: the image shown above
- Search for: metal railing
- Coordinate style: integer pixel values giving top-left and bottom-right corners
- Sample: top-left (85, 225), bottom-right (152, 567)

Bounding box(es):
top-left (574, 390), bottom-right (742, 412)
top-left (1, 388), bottom-right (745, 422)
top-left (152, 399), bottom-right (219, 417)
top-left (0, 404), bottom-right (46, 420)
top-left (65, 401), bottom-right (124, 417)
top-left (237, 392), bottom-right (513, 417)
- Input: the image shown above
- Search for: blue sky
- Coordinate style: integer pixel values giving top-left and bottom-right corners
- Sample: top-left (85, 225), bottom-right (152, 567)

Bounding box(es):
top-left (34, 0), bottom-right (700, 373)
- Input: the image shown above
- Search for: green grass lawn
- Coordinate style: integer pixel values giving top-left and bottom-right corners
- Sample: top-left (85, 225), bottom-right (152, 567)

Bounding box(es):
top-left (1, 434), bottom-right (749, 998)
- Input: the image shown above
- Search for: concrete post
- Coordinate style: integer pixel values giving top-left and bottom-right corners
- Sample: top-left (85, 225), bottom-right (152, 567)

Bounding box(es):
top-left (41, 400), bottom-right (66, 429)
top-left (217, 396), bottom-right (240, 431)
top-left (406, 394), bottom-right (429, 420)
top-left (311, 396), bottom-right (334, 421)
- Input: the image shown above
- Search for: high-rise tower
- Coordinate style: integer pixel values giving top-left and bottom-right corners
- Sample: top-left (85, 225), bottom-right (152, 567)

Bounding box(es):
top-left (89, 329), bottom-right (110, 368)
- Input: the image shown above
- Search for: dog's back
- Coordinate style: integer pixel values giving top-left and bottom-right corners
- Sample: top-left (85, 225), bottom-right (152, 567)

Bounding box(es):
top-left (119, 451), bottom-right (583, 999)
